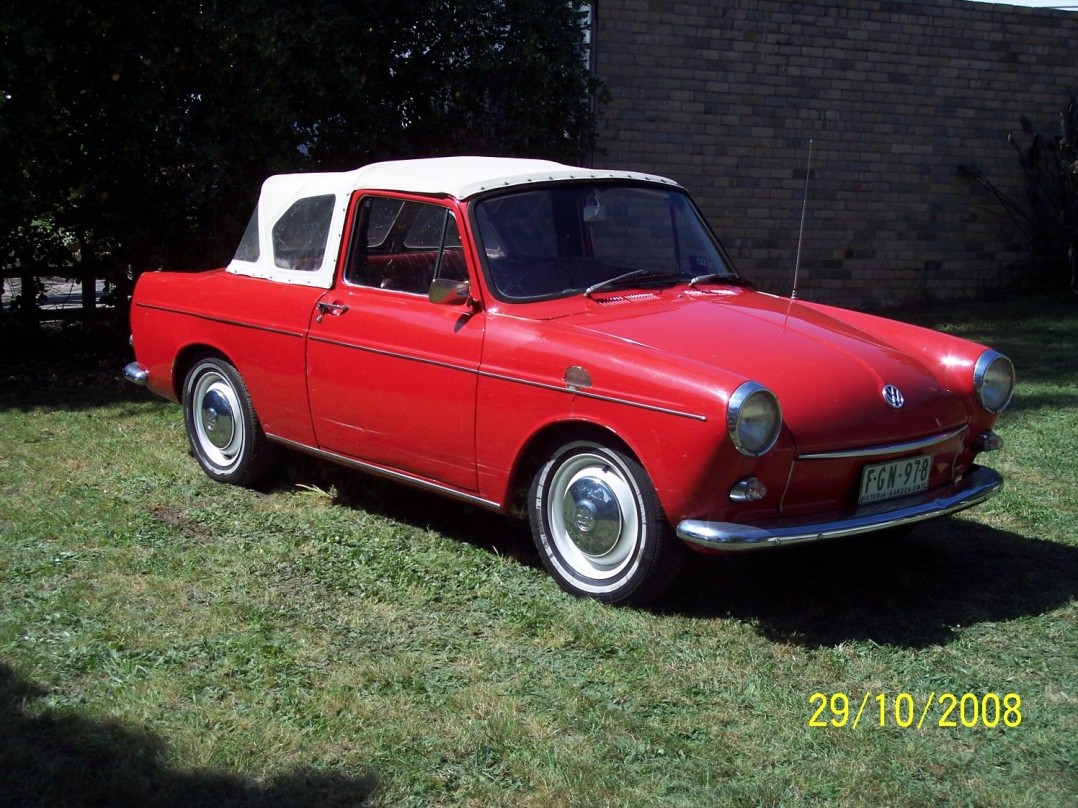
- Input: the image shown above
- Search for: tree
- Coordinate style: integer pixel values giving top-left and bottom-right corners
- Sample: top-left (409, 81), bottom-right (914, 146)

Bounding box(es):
top-left (960, 95), bottom-right (1078, 295)
top-left (1056, 96), bottom-right (1078, 293)
top-left (0, 1), bottom-right (604, 323)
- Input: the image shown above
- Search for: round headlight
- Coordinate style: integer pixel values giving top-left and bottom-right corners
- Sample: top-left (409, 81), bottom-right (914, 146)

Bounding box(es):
top-left (727, 382), bottom-right (782, 457)
top-left (974, 350), bottom-right (1014, 414)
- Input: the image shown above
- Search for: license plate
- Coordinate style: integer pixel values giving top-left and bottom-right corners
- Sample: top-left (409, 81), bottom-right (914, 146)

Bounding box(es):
top-left (858, 455), bottom-right (931, 504)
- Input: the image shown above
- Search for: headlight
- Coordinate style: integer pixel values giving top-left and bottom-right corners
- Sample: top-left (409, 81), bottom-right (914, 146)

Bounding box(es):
top-left (974, 350), bottom-right (1014, 414)
top-left (727, 382), bottom-right (782, 456)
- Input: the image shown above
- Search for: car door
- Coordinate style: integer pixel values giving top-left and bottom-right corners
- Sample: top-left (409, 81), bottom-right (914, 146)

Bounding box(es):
top-left (306, 194), bottom-right (483, 491)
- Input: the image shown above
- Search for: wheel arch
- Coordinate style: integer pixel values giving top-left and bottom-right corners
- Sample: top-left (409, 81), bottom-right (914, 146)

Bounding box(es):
top-left (522, 422), bottom-right (685, 605)
top-left (173, 344), bottom-right (233, 400)
top-left (505, 420), bottom-right (640, 519)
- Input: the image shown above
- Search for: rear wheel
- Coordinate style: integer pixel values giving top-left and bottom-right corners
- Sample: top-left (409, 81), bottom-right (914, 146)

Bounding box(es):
top-left (182, 357), bottom-right (277, 486)
top-left (529, 441), bottom-right (683, 605)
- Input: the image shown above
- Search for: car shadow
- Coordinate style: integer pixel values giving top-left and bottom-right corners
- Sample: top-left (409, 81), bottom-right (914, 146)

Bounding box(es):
top-left (279, 451), bottom-right (542, 570)
top-left (279, 454), bottom-right (1078, 650)
top-left (660, 519), bottom-right (1078, 649)
top-left (0, 662), bottom-right (377, 807)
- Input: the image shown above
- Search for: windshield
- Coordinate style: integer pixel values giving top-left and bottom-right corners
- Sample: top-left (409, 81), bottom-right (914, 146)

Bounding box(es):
top-left (473, 183), bottom-right (738, 300)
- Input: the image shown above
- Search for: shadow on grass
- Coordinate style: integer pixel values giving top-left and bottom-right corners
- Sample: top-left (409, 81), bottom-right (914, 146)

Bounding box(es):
top-left (662, 518), bottom-right (1078, 649)
top-left (0, 663), bottom-right (377, 807)
top-left (279, 452), bottom-right (542, 571)
top-left (894, 289), bottom-right (1078, 389)
top-left (1003, 389), bottom-right (1078, 415)
top-left (280, 454), bottom-right (1078, 650)
top-left (0, 323), bottom-right (147, 413)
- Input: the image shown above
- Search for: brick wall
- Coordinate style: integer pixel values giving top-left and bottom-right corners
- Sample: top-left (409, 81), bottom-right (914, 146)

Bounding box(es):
top-left (591, 0), bottom-right (1078, 308)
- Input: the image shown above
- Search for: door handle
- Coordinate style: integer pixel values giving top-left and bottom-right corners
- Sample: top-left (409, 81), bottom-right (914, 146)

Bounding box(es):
top-left (316, 301), bottom-right (349, 323)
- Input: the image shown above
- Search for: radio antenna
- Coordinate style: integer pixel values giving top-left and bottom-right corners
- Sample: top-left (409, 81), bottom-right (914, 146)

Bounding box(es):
top-left (791, 138), bottom-right (814, 301)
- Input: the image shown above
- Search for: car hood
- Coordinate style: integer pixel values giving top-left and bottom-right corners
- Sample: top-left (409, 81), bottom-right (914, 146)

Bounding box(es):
top-left (562, 289), bottom-right (968, 453)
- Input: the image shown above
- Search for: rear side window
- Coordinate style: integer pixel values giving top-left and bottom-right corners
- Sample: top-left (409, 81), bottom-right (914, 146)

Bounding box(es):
top-left (272, 194), bottom-right (336, 271)
top-left (234, 209), bottom-right (260, 262)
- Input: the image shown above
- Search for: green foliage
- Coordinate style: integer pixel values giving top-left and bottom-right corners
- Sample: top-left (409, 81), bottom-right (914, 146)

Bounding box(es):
top-left (961, 95), bottom-right (1078, 294)
top-left (1011, 96), bottom-right (1078, 292)
top-left (0, 1), bottom-right (603, 285)
top-left (1060, 96), bottom-right (1078, 291)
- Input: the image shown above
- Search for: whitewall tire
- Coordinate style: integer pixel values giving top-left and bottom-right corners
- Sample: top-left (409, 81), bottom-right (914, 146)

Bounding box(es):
top-left (529, 441), bottom-right (683, 605)
top-left (182, 357), bottom-right (276, 486)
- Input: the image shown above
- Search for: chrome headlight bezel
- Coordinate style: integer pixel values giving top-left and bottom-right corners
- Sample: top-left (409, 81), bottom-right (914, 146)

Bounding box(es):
top-left (973, 350), bottom-right (1015, 414)
top-left (727, 381), bottom-right (782, 457)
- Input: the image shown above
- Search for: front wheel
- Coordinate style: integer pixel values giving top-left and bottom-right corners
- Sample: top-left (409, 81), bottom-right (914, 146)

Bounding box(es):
top-left (529, 441), bottom-right (683, 605)
top-left (182, 357), bottom-right (277, 486)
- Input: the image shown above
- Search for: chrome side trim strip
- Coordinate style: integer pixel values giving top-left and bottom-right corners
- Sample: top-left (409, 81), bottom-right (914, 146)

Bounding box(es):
top-left (798, 426), bottom-right (966, 460)
top-left (478, 370), bottom-right (709, 422)
top-left (134, 303), bottom-right (305, 339)
top-left (676, 465), bottom-right (1002, 550)
top-left (304, 335), bottom-right (708, 422)
top-left (266, 435), bottom-right (503, 512)
top-left (307, 335), bottom-right (476, 375)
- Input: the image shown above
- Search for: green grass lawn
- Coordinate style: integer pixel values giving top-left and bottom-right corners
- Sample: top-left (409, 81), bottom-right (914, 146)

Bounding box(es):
top-left (1, 292), bottom-right (1075, 807)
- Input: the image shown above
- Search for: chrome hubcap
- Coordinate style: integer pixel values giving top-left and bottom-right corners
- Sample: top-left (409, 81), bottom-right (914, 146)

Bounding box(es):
top-left (563, 476), bottom-right (622, 557)
top-left (190, 369), bottom-right (244, 469)
top-left (547, 451), bottom-right (639, 581)
top-left (200, 389), bottom-right (235, 449)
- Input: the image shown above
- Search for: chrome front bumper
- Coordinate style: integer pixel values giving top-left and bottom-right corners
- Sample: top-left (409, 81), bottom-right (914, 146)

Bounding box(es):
top-left (123, 362), bottom-right (149, 386)
top-left (676, 465), bottom-right (1003, 550)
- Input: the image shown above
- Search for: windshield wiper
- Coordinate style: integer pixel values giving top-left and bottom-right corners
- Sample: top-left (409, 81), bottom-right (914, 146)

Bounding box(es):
top-left (585, 269), bottom-right (684, 298)
top-left (689, 272), bottom-right (747, 287)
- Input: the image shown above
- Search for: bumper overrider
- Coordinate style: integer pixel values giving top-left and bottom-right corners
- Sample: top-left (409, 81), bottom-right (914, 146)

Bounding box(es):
top-left (676, 465), bottom-right (1003, 550)
top-left (123, 362), bottom-right (149, 386)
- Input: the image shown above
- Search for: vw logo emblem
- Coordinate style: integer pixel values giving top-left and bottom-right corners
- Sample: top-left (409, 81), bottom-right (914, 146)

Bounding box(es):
top-left (882, 384), bottom-right (905, 409)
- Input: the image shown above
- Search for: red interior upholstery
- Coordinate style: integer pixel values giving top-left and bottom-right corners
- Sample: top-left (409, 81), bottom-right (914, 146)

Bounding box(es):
top-left (362, 249), bottom-right (467, 293)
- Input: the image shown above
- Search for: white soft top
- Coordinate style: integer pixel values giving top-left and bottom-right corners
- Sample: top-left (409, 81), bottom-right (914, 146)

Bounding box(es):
top-left (266, 156), bottom-right (676, 202)
top-left (226, 156), bottom-right (678, 288)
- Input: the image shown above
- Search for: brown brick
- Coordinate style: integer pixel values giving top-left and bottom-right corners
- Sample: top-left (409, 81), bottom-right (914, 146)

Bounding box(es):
top-left (594, 0), bottom-right (1077, 307)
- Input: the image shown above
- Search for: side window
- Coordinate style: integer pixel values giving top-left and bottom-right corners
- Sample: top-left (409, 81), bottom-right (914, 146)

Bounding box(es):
top-left (234, 208), bottom-right (260, 262)
top-left (346, 197), bottom-right (468, 293)
top-left (405, 203), bottom-right (449, 249)
top-left (436, 216), bottom-right (468, 283)
top-left (365, 198), bottom-right (404, 248)
top-left (272, 194), bottom-right (336, 271)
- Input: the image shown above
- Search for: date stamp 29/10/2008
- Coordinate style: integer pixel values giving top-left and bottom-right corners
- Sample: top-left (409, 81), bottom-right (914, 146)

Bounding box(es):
top-left (809, 692), bottom-right (1022, 730)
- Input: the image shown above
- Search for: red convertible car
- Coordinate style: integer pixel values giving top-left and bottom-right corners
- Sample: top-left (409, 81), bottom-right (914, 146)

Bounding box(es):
top-left (124, 156), bottom-right (1014, 604)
